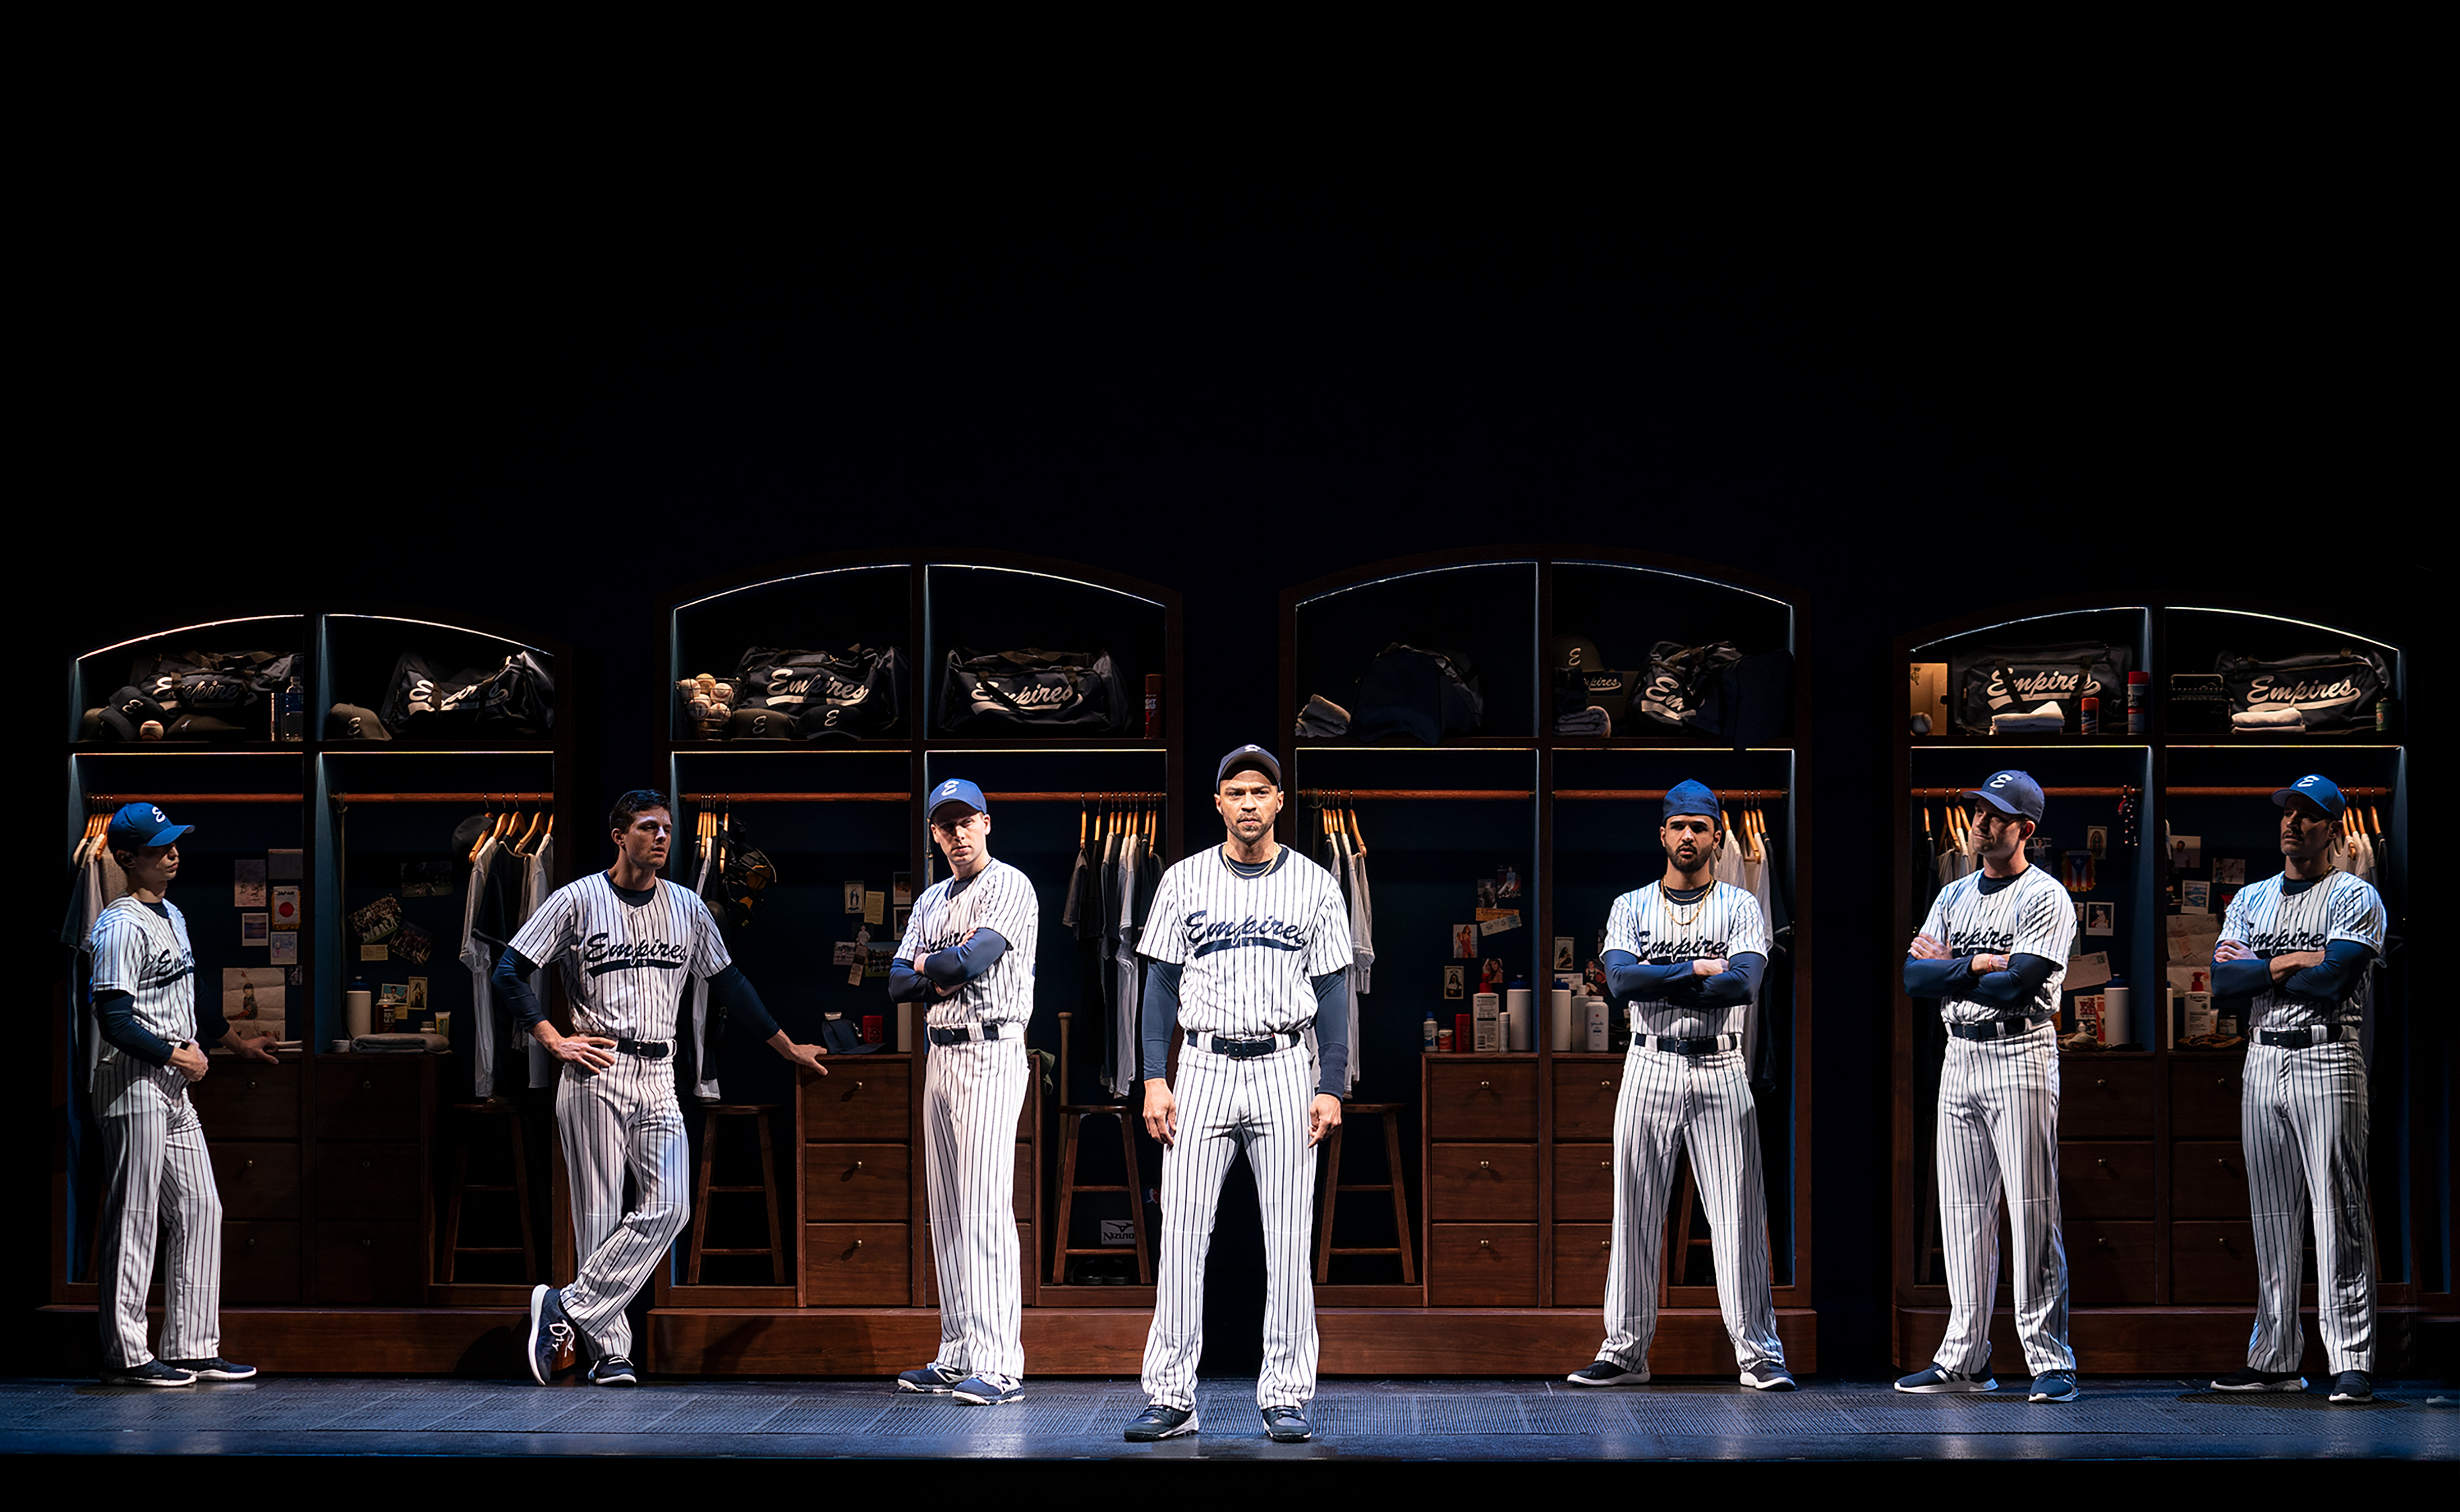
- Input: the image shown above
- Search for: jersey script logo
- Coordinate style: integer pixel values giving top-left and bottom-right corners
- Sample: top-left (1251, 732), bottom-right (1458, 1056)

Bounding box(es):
top-left (1181, 909), bottom-right (1308, 958)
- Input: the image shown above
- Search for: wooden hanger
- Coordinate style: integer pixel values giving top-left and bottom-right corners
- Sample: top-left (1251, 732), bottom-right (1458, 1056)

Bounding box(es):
top-left (517, 806), bottom-right (546, 854)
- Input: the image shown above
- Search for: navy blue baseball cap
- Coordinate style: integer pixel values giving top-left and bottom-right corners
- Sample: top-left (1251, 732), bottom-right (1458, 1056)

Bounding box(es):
top-left (1967, 770), bottom-right (2045, 823)
top-left (927, 777), bottom-right (987, 823)
top-left (1663, 780), bottom-right (1719, 822)
top-left (1217, 744), bottom-right (1282, 787)
top-left (106, 801), bottom-right (193, 850)
top-left (2272, 774), bottom-right (2346, 818)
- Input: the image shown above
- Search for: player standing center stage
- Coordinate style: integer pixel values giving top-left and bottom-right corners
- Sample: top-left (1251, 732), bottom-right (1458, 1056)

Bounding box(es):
top-left (1124, 745), bottom-right (1352, 1445)
top-left (886, 778), bottom-right (1040, 1406)
top-left (497, 790), bottom-right (826, 1387)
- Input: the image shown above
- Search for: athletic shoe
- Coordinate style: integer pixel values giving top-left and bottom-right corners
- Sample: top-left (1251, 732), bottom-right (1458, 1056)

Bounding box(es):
top-left (1567, 1360), bottom-right (1649, 1386)
top-left (2211, 1367), bottom-right (2305, 1392)
top-left (587, 1356), bottom-right (640, 1387)
top-left (166, 1356), bottom-right (257, 1381)
top-left (1894, 1364), bottom-right (1995, 1393)
top-left (525, 1284), bottom-right (574, 1386)
top-left (1123, 1403), bottom-right (1198, 1441)
top-left (897, 1362), bottom-right (965, 1394)
top-left (953, 1375), bottom-right (1022, 1406)
top-left (1741, 1363), bottom-right (1797, 1391)
top-left (1262, 1405), bottom-right (1312, 1441)
top-left (2028, 1371), bottom-right (2080, 1403)
top-left (100, 1360), bottom-right (195, 1388)
top-left (2329, 1371), bottom-right (2373, 1403)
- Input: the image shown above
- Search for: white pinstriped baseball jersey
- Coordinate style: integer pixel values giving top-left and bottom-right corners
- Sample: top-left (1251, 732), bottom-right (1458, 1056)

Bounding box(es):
top-left (1916, 864), bottom-right (2075, 1025)
top-left (2219, 871), bottom-right (2385, 1030)
top-left (897, 858), bottom-right (1040, 1030)
top-left (88, 896), bottom-right (198, 1080)
top-left (1602, 881), bottom-right (1769, 1041)
top-left (1140, 848), bottom-right (1352, 1037)
top-left (508, 874), bottom-right (729, 1041)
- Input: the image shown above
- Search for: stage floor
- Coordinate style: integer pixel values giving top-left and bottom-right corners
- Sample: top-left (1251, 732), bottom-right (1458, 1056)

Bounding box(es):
top-left (4, 1374), bottom-right (2453, 1462)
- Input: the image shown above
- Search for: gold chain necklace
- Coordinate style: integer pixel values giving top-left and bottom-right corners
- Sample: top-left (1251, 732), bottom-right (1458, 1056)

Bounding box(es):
top-left (1664, 884), bottom-right (1711, 926)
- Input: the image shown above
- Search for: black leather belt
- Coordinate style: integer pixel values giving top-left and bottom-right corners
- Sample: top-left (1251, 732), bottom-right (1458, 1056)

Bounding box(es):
top-left (2256, 1023), bottom-right (2354, 1050)
top-left (614, 1038), bottom-right (672, 1059)
top-left (1948, 1017), bottom-right (2046, 1042)
top-left (1185, 1029), bottom-right (1301, 1058)
top-left (929, 1022), bottom-right (1009, 1045)
top-left (1635, 1033), bottom-right (1741, 1056)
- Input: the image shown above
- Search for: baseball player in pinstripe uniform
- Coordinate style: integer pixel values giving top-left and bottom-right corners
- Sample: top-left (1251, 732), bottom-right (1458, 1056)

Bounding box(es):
top-left (1124, 745), bottom-right (1352, 1444)
top-left (495, 790), bottom-right (825, 1387)
top-left (886, 777), bottom-right (1040, 1405)
top-left (1899, 770), bottom-right (2079, 1401)
top-left (2208, 774), bottom-right (2386, 1403)
top-left (86, 802), bottom-right (273, 1387)
top-left (1568, 780), bottom-right (1792, 1391)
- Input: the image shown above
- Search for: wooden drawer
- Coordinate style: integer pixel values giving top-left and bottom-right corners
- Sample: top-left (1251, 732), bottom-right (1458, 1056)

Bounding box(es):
top-left (1554, 1147), bottom-right (1618, 1223)
top-left (2172, 1141), bottom-right (2251, 1219)
top-left (1553, 1063), bottom-right (1625, 1142)
top-left (913, 1142), bottom-right (1035, 1221)
top-left (803, 1063), bottom-right (910, 1143)
top-left (208, 1142), bottom-right (300, 1220)
top-left (805, 1222), bottom-right (910, 1304)
top-left (222, 1220), bottom-right (300, 1304)
top-left (804, 1144), bottom-right (911, 1223)
top-left (316, 1141), bottom-right (424, 1221)
top-left (2059, 1141), bottom-right (2154, 1221)
top-left (1552, 1223), bottom-right (1614, 1306)
top-left (2171, 1057), bottom-right (2247, 1140)
top-left (1427, 1144), bottom-right (1539, 1222)
top-left (924, 1222), bottom-right (1033, 1305)
top-left (316, 1221), bottom-right (423, 1303)
top-left (2060, 1058), bottom-right (2152, 1138)
top-left (317, 1057), bottom-right (425, 1140)
top-left (1427, 1223), bottom-right (1539, 1305)
top-left (1425, 1062), bottom-right (1538, 1141)
top-left (2067, 1220), bottom-right (2155, 1306)
top-left (2172, 1220), bottom-right (2258, 1304)
top-left (191, 1061), bottom-right (299, 1139)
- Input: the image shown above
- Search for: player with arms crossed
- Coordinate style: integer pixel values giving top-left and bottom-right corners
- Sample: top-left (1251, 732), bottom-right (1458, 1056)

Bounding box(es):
top-left (86, 802), bottom-right (276, 1386)
top-left (886, 778), bottom-right (1041, 1406)
top-left (1125, 746), bottom-right (1351, 1444)
top-left (1568, 780), bottom-right (1792, 1391)
top-left (496, 790), bottom-right (825, 1387)
top-left (2208, 775), bottom-right (2386, 1403)
top-left (1899, 770), bottom-right (2080, 1402)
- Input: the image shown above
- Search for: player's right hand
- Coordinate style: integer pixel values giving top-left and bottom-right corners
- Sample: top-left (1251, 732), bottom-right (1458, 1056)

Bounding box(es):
top-left (168, 1042), bottom-right (209, 1082)
top-left (1142, 1079), bottom-right (1178, 1147)
top-left (1907, 933), bottom-right (1950, 960)
top-left (2214, 940), bottom-right (2249, 962)
top-left (547, 1032), bottom-right (618, 1072)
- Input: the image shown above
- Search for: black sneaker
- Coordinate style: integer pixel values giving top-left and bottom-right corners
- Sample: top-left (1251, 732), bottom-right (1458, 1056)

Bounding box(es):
top-left (1895, 1363), bottom-right (1995, 1393)
top-left (526, 1284), bottom-right (575, 1386)
top-left (897, 1362), bottom-right (965, 1394)
top-left (1567, 1359), bottom-right (1648, 1386)
top-left (587, 1355), bottom-right (640, 1387)
top-left (1740, 1362), bottom-right (1797, 1391)
top-left (100, 1360), bottom-right (195, 1388)
top-left (2329, 1371), bottom-right (2373, 1403)
top-left (2028, 1371), bottom-right (2080, 1403)
top-left (2211, 1367), bottom-right (2306, 1392)
top-left (1124, 1402), bottom-right (1198, 1441)
top-left (953, 1374), bottom-right (1021, 1406)
top-left (166, 1356), bottom-right (257, 1382)
top-left (1262, 1405), bottom-right (1312, 1441)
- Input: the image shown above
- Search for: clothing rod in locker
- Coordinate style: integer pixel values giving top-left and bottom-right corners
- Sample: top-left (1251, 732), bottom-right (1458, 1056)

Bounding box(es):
top-left (328, 791), bottom-right (556, 804)
top-left (1909, 786), bottom-right (2137, 798)
top-left (679, 791), bottom-right (1164, 804)
top-left (1299, 788), bottom-right (1788, 801)
top-left (85, 792), bottom-right (306, 805)
top-left (2163, 785), bottom-right (2391, 798)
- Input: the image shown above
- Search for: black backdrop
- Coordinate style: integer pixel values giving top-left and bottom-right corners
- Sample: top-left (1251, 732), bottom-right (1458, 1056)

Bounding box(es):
top-left (23, 251), bottom-right (2441, 1374)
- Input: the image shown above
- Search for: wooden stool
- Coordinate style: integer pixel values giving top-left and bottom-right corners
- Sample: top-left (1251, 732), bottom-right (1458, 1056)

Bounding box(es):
top-left (686, 1104), bottom-right (787, 1285)
top-left (1050, 1011), bottom-right (1151, 1284)
top-left (1315, 1102), bottom-right (1415, 1283)
top-left (443, 1100), bottom-right (537, 1282)
top-left (1663, 1150), bottom-right (1777, 1296)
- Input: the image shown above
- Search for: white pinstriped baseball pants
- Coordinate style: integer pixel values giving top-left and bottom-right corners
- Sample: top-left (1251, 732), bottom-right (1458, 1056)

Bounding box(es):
top-left (556, 1054), bottom-right (689, 1360)
top-left (2243, 1041), bottom-right (2375, 1374)
top-left (1933, 1023), bottom-right (2074, 1376)
top-left (924, 1035), bottom-right (1030, 1382)
top-left (1599, 1045), bottom-right (1784, 1372)
top-left (1140, 1041), bottom-right (1319, 1411)
top-left (95, 1068), bottom-right (222, 1368)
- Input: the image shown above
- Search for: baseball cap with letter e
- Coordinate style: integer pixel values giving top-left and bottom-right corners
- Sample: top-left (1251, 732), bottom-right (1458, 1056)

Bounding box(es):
top-left (106, 801), bottom-right (194, 850)
top-left (1217, 744), bottom-right (1281, 787)
top-left (1966, 770), bottom-right (2045, 823)
top-left (2271, 773), bottom-right (2346, 818)
top-left (928, 778), bottom-right (987, 824)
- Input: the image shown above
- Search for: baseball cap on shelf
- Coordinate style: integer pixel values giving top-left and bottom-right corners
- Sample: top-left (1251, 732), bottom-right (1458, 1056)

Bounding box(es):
top-left (1217, 744), bottom-right (1281, 787)
top-left (1549, 635), bottom-right (1602, 673)
top-left (106, 801), bottom-right (193, 851)
top-left (2271, 774), bottom-right (2346, 818)
top-left (1663, 779), bottom-right (1720, 822)
top-left (927, 777), bottom-right (987, 823)
top-left (1967, 770), bottom-right (2046, 823)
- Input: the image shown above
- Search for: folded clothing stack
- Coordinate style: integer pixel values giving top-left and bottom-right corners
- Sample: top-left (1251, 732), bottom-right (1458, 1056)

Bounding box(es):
top-left (1555, 706), bottom-right (1612, 736)
top-left (2233, 705), bottom-right (2306, 730)
top-left (1294, 694), bottom-right (1351, 739)
top-left (1990, 701), bottom-right (2066, 734)
top-left (352, 1033), bottom-right (449, 1053)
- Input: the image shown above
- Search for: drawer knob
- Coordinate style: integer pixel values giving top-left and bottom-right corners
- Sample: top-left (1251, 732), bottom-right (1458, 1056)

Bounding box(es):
top-left (2216, 1078), bottom-right (2228, 1087)
top-left (855, 1238), bottom-right (864, 1248)
top-left (1479, 1161), bottom-right (1491, 1170)
top-left (2096, 1237), bottom-right (2109, 1247)
top-left (1479, 1080), bottom-right (1491, 1089)
top-left (363, 1081), bottom-right (374, 1091)
top-left (2217, 1158), bottom-right (2228, 1168)
top-left (856, 1082), bottom-right (865, 1090)
top-left (246, 1237), bottom-right (256, 1249)
top-left (1479, 1239), bottom-right (1491, 1249)
top-left (2096, 1159), bottom-right (2106, 1167)
top-left (2096, 1079), bottom-right (2107, 1088)
top-left (2218, 1237), bottom-right (2228, 1246)
top-left (1600, 1161), bottom-right (1611, 1168)
top-left (1601, 1240), bottom-right (1611, 1248)
top-left (362, 1238), bottom-right (373, 1248)
top-left (247, 1080), bottom-right (258, 1090)
top-left (246, 1160), bottom-right (255, 1170)
top-left (856, 1161), bottom-right (865, 1169)
top-left (1600, 1081), bottom-right (1612, 1088)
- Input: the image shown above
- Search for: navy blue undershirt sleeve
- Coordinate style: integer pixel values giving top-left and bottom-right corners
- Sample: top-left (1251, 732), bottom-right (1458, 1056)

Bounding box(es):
top-left (705, 963), bottom-right (780, 1040)
top-left (1140, 959), bottom-right (1183, 1082)
top-left (1903, 956), bottom-right (1974, 997)
top-left (94, 989), bottom-right (175, 1066)
top-left (1604, 949), bottom-right (1697, 1000)
top-left (1693, 952), bottom-right (1767, 1007)
top-left (1967, 952), bottom-right (2057, 1008)
top-left (493, 946), bottom-right (548, 1030)
top-left (2284, 939), bottom-right (2375, 1002)
top-left (922, 929), bottom-right (1008, 987)
top-left (2212, 957), bottom-right (2272, 998)
top-left (885, 961), bottom-right (931, 1003)
top-left (1311, 971), bottom-right (1349, 1098)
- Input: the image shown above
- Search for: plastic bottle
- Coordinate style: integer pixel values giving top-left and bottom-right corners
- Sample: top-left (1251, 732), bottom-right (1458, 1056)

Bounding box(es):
top-left (1422, 1010), bottom-right (1438, 1054)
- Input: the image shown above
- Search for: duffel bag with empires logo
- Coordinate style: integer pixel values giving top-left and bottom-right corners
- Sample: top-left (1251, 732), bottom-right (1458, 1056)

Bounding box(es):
top-left (937, 647), bottom-right (1127, 734)
top-left (1949, 641), bottom-right (2133, 734)
top-left (2216, 647), bottom-right (2391, 732)
top-left (733, 644), bottom-right (905, 739)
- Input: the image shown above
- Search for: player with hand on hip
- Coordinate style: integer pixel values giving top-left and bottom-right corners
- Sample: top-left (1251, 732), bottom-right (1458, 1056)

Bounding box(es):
top-left (1568, 780), bottom-right (1791, 1391)
top-left (87, 802), bottom-right (277, 1386)
top-left (1125, 746), bottom-right (1352, 1445)
top-left (2208, 775), bottom-right (2385, 1403)
top-left (495, 790), bottom-right (826, 1388)
top-left (885, 778), bottom-right (1040, 1406)
top-left (1899, 770), bottom-right (2079, 1402)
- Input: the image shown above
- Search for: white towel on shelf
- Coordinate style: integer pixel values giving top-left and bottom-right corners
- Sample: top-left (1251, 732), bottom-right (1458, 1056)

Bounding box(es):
top-left (2232, 705), bottom-right (2305, 730)
top-left (1990, 701), bottom-right (2065, 734)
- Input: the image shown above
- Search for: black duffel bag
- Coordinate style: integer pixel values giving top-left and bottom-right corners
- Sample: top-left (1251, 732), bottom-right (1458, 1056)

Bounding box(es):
top-left (380, 650), bottom-right (556, 736)
top-left (126, 649), bottom-right (297, 727)
top-left (1948, 640), bottom-right (2132, 734)
top-left (1635, 640), bottom-right (1744, 731)
top-left (1353, 643), bottom-right (1485, 744)
top-left (733, 644), bottom-right (905, 739)
top-left (2216, 647), bottom-right (2390, 732)
top-left (937, 647), bottom-right (1127, 734)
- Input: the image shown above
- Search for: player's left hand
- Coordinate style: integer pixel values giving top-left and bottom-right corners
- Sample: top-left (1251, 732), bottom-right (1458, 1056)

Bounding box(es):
top-left (1689, 957), bottom-right (1729, 978)
top-left (1308, 1094), bottom-right (1343, 1147)
top-left (230, 1035), bottom-right (280, 1064)
top-left (1908, 933), bottom-right (1950, 960)
top-left (773, 1036), bottom-right (830, 1077)
top-left (2268, 948), bottom-right (2326, 982)
top-left (2214, 939), bottom-right (2250, 962)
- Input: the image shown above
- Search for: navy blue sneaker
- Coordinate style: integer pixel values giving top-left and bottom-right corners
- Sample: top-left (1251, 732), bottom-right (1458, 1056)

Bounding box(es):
top-left (2211, 1367), bottom-right (2305, 1392)
top-left (1567, 1360), bottom-right (1648, 1386)
top-left (526, 1284), bottom-right (574, 1385)
top-left (100, 1360), bottom-right (195, 1388)
top-left (953, 1374), bottom-right (1021, 1405)
top-left (2028, 1371), bottom-right (2080, 1403)
top-left (166, 1356), bottom-right (256, 1381)
top-left (1262, 1405), bottom-right (1312, 1441)
top-left (1124, 1402), bottom-right (1198, 1441)
top-left (2329, 1371), bottom-right (2373, 1403)
top-left (587, 1355), bottom-right (640, 1387)
top-left (897, 1362), bottom-right (964, 1394)
top-left (1741, 1363), bottom-right (1797, 1391)
top-left (1895, 1363), bottom-right (1995, 1393)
